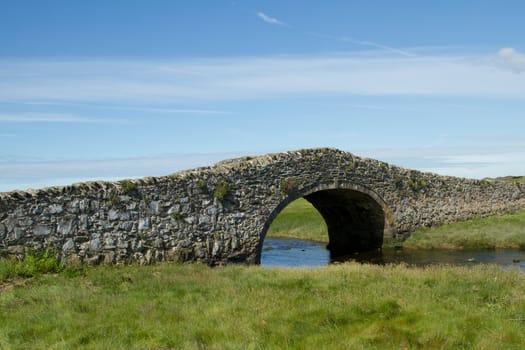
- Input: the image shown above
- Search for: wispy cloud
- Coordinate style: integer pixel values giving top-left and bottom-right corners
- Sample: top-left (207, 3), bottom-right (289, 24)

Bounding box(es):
top-left (257, 13), bottom-right (412, 57)
top-left (0, 113), bottom-right (127, 123)
top-left (0, 152), bottom-right (249, 192)
top-left (339, 37), bottom-right (415, 57)
top-left (361, 143), bottom-right (525, 179)
top-left (3, 143), bottom-right (525, 192)
top-left (257, 12), bottom-right (286, 26)
top-left (497, 47), bottom-right (525, 73)
top-left (349, 104), bottom-right (397, 111)
top-left (1, 51), bottom-right (524, 104)
top-left (100, 106), bottom-right (232, 115)
top-left (2, 101), bottom-right (231, 115)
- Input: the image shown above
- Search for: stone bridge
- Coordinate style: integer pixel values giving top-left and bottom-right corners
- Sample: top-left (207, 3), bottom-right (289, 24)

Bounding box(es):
top-left (1, 148), bottom-right (524, 265)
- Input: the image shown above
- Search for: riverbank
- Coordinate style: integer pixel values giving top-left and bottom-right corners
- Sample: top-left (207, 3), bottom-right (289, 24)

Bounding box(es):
top-left (403, 209), bottom-right (525, 250)
top-left (1, 262), bottom-right (524, 349)
top-left (266, 198), bottom-right (525, 250)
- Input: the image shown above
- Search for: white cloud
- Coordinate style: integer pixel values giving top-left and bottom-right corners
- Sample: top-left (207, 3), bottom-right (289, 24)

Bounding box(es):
top-left (257, 12), bottom-right (286, 26)
top-left (3, 144), bottom-right (525, 192)
top-left (1, 53), bottom-right (524, 104)
top-left (5, 101), bottom-right (231, 115)
top-left (432, 153), bottom-right (525, 165)
top-left (0, 113), bottom-right (127, 123)
top-left (0, 152), bottom-right (249, 192)
top-left (113, 107), bottom-right (231, 114)
top-left (497, 47), bottom-right (525, 73)
top-left (361, 145), bottom-right (525, 179)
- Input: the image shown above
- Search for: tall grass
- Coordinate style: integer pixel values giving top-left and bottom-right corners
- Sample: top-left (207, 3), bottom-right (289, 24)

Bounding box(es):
top-left (0, 248), bottom-right (64, 281)
top-left (1, 262), bottom-right (524, 349)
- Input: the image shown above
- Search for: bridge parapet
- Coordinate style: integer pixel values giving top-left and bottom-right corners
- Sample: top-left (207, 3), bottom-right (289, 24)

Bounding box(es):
top-left (1, 148), bottom-right (524, 265)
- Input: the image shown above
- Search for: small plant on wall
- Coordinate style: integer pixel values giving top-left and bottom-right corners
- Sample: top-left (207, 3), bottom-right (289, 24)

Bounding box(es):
top-left (214, 181), bottom-right (230, 201)
top-left (480, 180), bottom-right (493, 189)
top-left (171, 212), bottom-right (184, 220)
top-left (280, 178), bottom-right (296, 196)
top-left (347, 160), bottom-right (356, 172)
top-left (120, 180), bottom-right (136, 195)
top-left (197, 179), bottom-right (207, 189)
top-left (393, 175), bottom-right (403, 189)
top-left (408, 178), bottom-right (428, 192)
top-left (109, 194), bottom-right (119, 206)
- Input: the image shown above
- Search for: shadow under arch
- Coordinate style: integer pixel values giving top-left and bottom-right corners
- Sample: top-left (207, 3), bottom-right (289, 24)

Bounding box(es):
top-left (257, 183), bottom-right (394, 264)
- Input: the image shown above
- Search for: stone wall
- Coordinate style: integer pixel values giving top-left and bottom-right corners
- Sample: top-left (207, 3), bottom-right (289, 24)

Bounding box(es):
top-left (1, 148), bottom-right (524, 265)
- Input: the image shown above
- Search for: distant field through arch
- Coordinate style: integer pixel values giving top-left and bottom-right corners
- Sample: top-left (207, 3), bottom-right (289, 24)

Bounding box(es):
top-left (265, 198), bottom-right (328, 243)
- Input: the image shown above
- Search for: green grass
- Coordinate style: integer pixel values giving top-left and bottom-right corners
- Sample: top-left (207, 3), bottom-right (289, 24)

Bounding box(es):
top-left (0, 248), bottom-right (65, 281)
top-left (266, 198), bottom-right (328, 242)
top-left (1, 262), bottom-right (524, 349)
top-left (404, 209), bottom-right (525, 250)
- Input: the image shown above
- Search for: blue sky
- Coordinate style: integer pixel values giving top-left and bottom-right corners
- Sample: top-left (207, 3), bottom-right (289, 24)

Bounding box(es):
top-left (1, 0), bottom-right (525, 191)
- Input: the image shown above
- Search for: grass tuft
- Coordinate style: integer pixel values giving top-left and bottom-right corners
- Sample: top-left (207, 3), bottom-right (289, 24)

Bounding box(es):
top-left (0, 247), bottom-right (64, 281)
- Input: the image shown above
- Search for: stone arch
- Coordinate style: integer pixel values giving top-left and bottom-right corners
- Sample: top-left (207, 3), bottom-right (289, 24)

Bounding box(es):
top-left (257, 183), bottom-right (394, 263)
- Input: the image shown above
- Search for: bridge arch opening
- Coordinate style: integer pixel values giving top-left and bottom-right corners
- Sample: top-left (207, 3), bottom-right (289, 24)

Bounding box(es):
top-left (258, 184), bottom-right (393, 264)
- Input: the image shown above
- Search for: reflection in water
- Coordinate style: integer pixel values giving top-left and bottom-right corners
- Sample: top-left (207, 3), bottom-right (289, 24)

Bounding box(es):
top-left (261, 238), bottom-right (525, 271)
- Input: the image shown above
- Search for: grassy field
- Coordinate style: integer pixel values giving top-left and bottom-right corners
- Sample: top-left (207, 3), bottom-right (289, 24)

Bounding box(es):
top-left (1, 262), bottom-right (525, 349)
top-left (267, 198), bottom-right (525, 250)
top-left (266, 198), bottom-right (328, 242)
top-left (403, 210), bottom-right (525, 250)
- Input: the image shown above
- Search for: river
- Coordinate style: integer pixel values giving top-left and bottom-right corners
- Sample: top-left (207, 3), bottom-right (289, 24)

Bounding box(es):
top-left (261, 238), bottom-right (525, 271)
